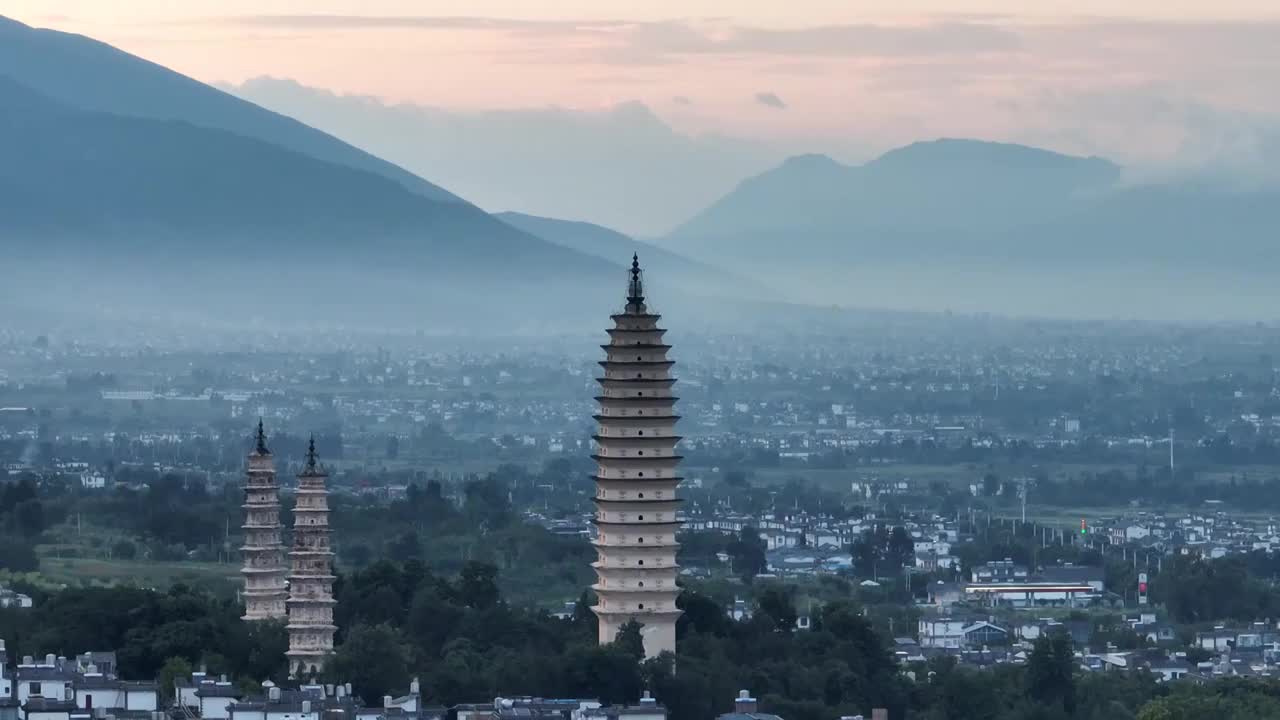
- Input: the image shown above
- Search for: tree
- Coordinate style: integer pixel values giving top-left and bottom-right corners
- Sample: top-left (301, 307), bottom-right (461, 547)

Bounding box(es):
top-left (563, 644), bottom-right (643, 705)
top-left (457, 561), bottom-right (500, 609)
top-left (727, 527), bottom-right (768, 581)
top-left (677, 589), bottom-right (730, 637)
top-left (614, 619), bottom-right (645, 661)
top-left (112, 540), bottom-right (138, 560)
top-left (15, 499), bottom-right (45, 538)
top-left (327, 624), bottom-right (411, 705)
top-left (572, 589), bottom-right (597, 631)
top-left (387, 532), bottom-right (422, 560)
top-left (939, 668), bottom-right (999, 720)
top-left (157, 657), bottom-right (193, 704)
top-left (1135, 698), bottom-right (1178, 720)
top-left (1026, 633), bottom-right (1075, 713)
top-left (342, 543), bottom-right (373, 568)
top-left (756, 585), bottom-right (798, 632)
top-left (887, 527), bottom-right (915, 569)
top-left (406, 586), bottom-right (464, 660)
top-left (0, 539), bottom-right (39, 572)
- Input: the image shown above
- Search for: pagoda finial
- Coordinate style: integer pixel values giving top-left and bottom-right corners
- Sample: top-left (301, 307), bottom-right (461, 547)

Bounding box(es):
top-left (627, 253), bottom-right (644, 306)
top-left (255, 418), bottom-right (269, 454)
top-left (305, 435), bottom-right (318, 473)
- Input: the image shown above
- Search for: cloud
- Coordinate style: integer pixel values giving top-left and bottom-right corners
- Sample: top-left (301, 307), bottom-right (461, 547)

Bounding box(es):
top-left (672, 96), bottom-right (692, 106)
top-left (996, 86), bottom-right (1280, 185)
top-left (755, 92), bottom-right (787, 110)
top-left (218, 15), bottom-right (619, 31)
top-left (214, 15), bottom-right (1022, 63)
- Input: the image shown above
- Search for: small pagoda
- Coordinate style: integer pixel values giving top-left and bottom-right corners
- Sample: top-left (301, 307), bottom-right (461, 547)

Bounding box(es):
top-left (241, 420), bottom-right (287, 621)
top-left (286, 437), bottom-right (337, 677)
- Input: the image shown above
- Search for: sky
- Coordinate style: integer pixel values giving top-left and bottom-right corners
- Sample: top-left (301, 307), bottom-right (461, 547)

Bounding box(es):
top-left (8, 1), bottom-right (1280, 233)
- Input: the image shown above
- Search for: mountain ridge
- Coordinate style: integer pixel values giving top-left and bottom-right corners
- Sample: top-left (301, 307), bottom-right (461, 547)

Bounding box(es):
top-left (495, 211), bottom-right (769, 301)
top-left (0, 72), bottom-right (632, 331)
top-left (658, 136), bottom-right (1280, 319)
top-left (0, 15), bottom-right (464, 204)
top-left (669, 137), bottom-right (1124, 242)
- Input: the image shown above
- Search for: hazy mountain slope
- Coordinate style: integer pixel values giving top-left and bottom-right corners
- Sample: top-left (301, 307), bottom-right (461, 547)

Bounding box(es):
top-left (223, 76), bottom-right (791, 235)
top-left (666, 138), bottom-right (1280, 265)
top-left (496, 211), bottom-right (777, 301)
top-left (0, 75), bottom-right (627, 330)
top-left (0, 15), bottom-right (462, 203)
top-left (671, 139), bottom-right (1121, 242)
top-left (653, 138), bottom-right (1280, 320)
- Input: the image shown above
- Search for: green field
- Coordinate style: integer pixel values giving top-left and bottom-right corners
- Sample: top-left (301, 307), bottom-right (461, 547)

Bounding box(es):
top-left (36, 556), bottom-right (241, 592)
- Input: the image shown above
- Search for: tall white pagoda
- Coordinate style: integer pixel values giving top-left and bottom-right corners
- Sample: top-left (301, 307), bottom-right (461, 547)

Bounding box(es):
top-left (241, 420), bottom-right (287, 621)
top-left (590, 254), bottom-right (683, 658)
top-left (286, 437), bottom-right (337, 677)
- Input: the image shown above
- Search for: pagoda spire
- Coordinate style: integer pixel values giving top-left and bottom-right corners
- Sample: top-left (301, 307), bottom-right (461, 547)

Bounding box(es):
top-left (304, 435), bottom-right (318, 474)
top-left (255, 418), bottom-right (269, 455)
top-left (626, 252), bottom-right (645, 311)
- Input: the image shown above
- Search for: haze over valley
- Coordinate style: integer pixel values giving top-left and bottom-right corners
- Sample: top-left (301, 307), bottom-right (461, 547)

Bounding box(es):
top-left (3, 10), bottom-right (1280, 331)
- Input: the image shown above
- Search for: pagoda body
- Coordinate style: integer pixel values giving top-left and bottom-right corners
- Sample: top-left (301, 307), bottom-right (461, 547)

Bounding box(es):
top-left (591, 255), bottom-right (683, 659)
top-left (286, 438), bottom-right (336, 677)
top-left (241, 421), bottom-right (288, 621)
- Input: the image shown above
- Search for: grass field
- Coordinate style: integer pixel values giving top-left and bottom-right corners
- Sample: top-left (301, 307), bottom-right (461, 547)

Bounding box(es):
top-left (37, 556), bottom-right (241, 592)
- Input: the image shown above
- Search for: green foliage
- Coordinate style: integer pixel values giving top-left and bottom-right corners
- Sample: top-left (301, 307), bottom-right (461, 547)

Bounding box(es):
top-left (0, 584), bottom-right (288, 683)
top-left (14, 498), bottom-right (45, 538)
top-left (850, 525), bottom-right (917, 581)
top-left (112, 540), bottom-right (138, 560)
top-left (8, 554), bottom-right (1280, 720)
top-left (1136, 679), bottom-right (1280, 720)
top-left (327, 623), bottom-right (412, 705)
top-left (613, 620), bottom-right (645, 662)
top-left (1156, 555), bottom-right (1280, 624)
top-left (157, 657), bottom-right (193, 705)
top-left (458, 561), bottom-right (500, 610)
top-left (1026, 633), bottom-right (1076, 714)
top-left (755, 584), bottom-right (798, 631)
top-left (727, 526), bottom-right (767, 581)
top-left (0, 538), bottom-right (39, 572)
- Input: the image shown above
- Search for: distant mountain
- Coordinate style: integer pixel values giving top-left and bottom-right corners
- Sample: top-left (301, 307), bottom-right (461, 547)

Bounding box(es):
top-left (223, 76), bottom-right (792, 235)
top-left (495, 212), bottom-right (764, 301)
top-left (661, 138), bottom-right (1280, 320)
top-left (0, 74), bottom-right (626, 330)
top-left (671, 139), bottom-right (1122, 245)
top-left (668, 138), bottom-right (1280, 262)
top-left (0, 15), bottom-right (461, 203)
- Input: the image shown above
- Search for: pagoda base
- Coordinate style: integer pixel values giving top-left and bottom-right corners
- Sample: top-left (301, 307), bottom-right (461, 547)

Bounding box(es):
top-left (595, 610), bottom-right (678, 659)
top-left (286, 650), bottom-right (332, 678)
